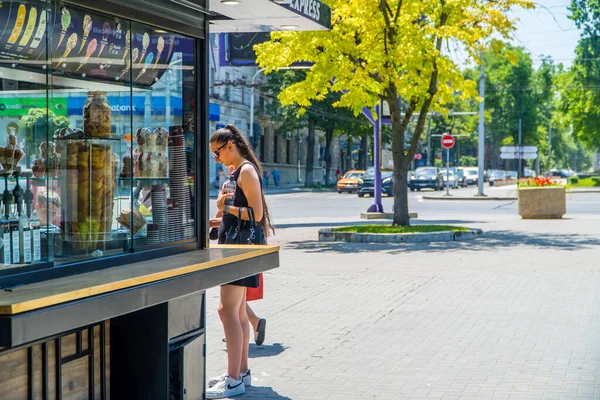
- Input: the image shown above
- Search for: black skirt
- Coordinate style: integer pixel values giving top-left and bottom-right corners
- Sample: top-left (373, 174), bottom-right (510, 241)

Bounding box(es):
top-left (218, 217), bottom-right (260, 289)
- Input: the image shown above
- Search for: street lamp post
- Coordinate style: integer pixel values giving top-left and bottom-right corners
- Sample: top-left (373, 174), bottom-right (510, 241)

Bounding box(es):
top-left (476, 51), bottom-right (486, 197)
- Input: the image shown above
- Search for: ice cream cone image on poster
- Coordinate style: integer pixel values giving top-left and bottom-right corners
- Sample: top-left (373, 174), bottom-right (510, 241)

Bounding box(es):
top-left (121, 30), bottom-right (131, 63)
top-left (135, 52), bottom-right (154, 82)
top-left (139, 32), bottom-right (150, 66)
top-left (97, 22), bottom-right (110, 57)
top-left (7, 4), bottom-right (27, 44)
top-left (56, 7), bottom-right (71, 48)
top-left (152, 36), bottom-right (164, 69)
top-left (18, 6), bottom-right (37, 47)
top-left (76, 38), bottom-right (97, 72)
top-left (119, 47), bottom-right (138, 79)
top-left (55, 32), bottom-right (77, 68)
top-left (29, 7), bottom-right (47, 50)
top-left (78, 15), bottom-right (93, 54)
top-left (166, 35), bottom-right (175, 62)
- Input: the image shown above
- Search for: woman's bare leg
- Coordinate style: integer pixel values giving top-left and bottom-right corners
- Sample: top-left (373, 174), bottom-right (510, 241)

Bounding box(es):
top-left (239, 291), bottom-right (250, 373)
top-left (246, 303), bottom-right (259, 331)
top-left (218, 285), bottom-right (245, 380)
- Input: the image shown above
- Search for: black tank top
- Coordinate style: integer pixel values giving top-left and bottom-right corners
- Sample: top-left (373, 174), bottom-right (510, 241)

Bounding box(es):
top-left (218, 161), bottom-right (262, 244)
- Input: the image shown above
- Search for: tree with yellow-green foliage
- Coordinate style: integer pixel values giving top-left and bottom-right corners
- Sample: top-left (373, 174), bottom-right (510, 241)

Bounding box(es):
top-left (255, 0), bottom-right (534, 226)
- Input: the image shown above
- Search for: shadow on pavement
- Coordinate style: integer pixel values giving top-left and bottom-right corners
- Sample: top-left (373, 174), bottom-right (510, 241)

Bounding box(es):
top-left (242, 386), bottom-right (292, 399)
top-left (248, 343), bottom-right (287, 358)
top-left (276, 219), bottom-right (489, 229)
top-left (287, 230), bottom-right (600, 254)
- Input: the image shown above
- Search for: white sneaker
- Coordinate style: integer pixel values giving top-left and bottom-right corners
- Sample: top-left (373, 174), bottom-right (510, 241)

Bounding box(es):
top-left (208, 370), bottom-right (250, 388)
top-left (240, 369), bottom-right (251, 387)
top-left (207, 373), bottom-right (227, 388)
top-left (206, 375), bottom-right (245, 399)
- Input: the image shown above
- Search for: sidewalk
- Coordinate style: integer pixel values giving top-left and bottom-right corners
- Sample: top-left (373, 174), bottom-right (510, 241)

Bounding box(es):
top-left (422, 184), bottom-right (519, 200)
top-left (205, 211), bottom-right (600, 399)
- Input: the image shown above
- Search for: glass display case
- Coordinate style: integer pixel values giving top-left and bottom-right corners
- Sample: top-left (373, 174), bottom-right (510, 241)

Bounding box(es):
top-left (0, 0), bottom-right (197, 272)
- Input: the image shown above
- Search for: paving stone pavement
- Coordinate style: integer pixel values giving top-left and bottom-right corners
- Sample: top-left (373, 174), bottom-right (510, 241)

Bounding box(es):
top-left (205, 213), bottom-right (600, 399)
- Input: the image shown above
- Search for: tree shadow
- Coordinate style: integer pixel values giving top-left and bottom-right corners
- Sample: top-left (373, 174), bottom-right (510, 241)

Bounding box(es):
top-left (241, 386), bottom-right (292, 399)
top-left (248, 342), bottom-right (288, 358)
top-left (286, 230), bottom-right (600, 255)
top-left (275, 219), bottom-right (488, 229)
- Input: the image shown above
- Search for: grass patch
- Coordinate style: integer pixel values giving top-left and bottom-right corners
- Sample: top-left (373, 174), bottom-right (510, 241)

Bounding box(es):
top-left (333, 224), bottom-right (471, 234)
top-left (566, 176), bottom-right (600, 188)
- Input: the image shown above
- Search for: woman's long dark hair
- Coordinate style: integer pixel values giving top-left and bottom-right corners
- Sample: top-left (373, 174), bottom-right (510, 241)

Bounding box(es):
top-left (210, 124), bottom-right (275, 238)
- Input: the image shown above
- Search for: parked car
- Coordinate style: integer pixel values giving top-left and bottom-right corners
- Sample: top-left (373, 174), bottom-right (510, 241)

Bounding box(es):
top-left (450, 168), bottom-right (468, 187)
top-left (488, 170), bottom-right (507, 186)
top-left (337, 170), bottom-right (365, 193)
top-left (524, 168), bottom-right (536, 178)
top-left (550, 169), bottom-right (572, 178)
top-left (357, 170), bottom-right (394, 197)
top-left (459, 167), bottom-right (479, 185)
top-left (442, 169), bottom-right (459, 189)
top-left (408, 167), bottom-right (444, 191)
top-left (506, 170), bottom-right (518, 180)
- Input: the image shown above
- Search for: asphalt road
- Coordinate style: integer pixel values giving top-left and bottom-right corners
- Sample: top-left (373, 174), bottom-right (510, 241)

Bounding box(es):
top-left (209, 185), bottom-right (599, 229)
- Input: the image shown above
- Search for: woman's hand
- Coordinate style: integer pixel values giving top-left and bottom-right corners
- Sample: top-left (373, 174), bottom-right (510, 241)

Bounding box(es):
top-left (209, 218), bottom-right (222, 228)
top-left (216, 188), bottom-right (233, 211)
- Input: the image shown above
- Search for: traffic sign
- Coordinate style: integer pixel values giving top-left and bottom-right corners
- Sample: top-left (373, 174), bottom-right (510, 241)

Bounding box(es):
top-left (500, 145), bottom-right (538, 160)
top-left (441, 134), bottom-right (455, 149)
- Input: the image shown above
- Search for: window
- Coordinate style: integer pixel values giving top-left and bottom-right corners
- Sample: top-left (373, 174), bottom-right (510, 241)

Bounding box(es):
top-left (0, 1), bottom-right (197, 272)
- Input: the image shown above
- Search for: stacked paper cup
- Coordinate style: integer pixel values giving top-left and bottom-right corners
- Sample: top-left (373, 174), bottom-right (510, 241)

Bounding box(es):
top-left (167, 126), bottom-right (192, 241)
top-left (151, 185), bottom-right (167, 242)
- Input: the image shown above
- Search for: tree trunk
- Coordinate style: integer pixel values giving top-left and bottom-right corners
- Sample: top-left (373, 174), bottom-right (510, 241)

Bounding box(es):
top-left (359, 134), bottom-right (368, 170)
top-left (346, 133), bottom-right (352, 173)
top-left (324, 127), bottom-right (334, 185)
top-left (304, 118), bottom-right (316, 186)
top-left (393, 168), bottom-right (410, 226)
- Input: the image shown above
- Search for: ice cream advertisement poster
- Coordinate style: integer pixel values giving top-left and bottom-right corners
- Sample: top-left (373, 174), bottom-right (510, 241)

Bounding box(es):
top-left (0, 1), bottom-right (183, 88)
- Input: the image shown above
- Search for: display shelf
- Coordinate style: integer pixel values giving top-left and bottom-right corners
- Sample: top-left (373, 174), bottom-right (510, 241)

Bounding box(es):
top-left (53, 135), bottom-right (123, 142)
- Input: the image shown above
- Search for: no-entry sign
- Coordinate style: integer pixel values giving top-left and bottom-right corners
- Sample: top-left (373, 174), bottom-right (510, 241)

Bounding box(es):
top-left (441, 134), bottom-right (455, 149)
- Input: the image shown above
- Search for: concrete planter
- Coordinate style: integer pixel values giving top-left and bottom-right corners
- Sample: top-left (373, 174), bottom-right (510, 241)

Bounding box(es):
top-left (318, 228), bottom-right (483, 243)
top-left (518, 186), bottom-right (566, 219)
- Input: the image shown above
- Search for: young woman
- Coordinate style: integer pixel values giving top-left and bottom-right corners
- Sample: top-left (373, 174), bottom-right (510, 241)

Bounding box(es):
top-left (206, 124), bottom-right (274, 399)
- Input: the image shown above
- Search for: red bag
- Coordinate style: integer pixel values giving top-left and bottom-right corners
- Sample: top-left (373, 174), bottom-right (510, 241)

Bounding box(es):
top-left (246, 273), bottom-right (264, 301)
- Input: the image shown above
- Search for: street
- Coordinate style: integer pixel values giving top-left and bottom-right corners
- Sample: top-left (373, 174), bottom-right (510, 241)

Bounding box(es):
top-left (206, 190), bottom-right (600, 399)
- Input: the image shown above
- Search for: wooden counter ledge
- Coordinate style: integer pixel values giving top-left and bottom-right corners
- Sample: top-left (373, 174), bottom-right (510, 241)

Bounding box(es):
top-left (0, 245), bottom-right (279, 315)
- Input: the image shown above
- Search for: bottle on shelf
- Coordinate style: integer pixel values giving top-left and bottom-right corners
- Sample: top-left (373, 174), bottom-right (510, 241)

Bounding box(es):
top-left (1, 174), bottom-right (11, 266)
top-left (12, 172), bottom-right (30, 264)
top-left (9, 200), bottom-right (19, 265)
top-left (24, 173), bottom-right (38, 262)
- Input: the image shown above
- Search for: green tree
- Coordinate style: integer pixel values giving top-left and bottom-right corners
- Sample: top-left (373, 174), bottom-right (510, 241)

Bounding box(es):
top-left (262, 70), bottom-right (371, 185)
top-left (564, 1), bottom-right (600, 150)
top-left (255, 0), bottom-right (533, 226)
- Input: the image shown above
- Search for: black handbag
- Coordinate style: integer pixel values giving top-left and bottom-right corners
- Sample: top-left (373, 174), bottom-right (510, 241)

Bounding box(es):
top-left (224, 207), bottom-right (264, 245)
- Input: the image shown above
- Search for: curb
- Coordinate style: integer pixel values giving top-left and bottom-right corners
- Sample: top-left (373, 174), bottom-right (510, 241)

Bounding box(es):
top-left (568, 190), bottom-right (600, 194)
top-left (360, 212), bottom-right (418, 220)
top-left (318, 228), bottom-right (484, 243)
top-left (422, 196), bottom-right (517, 201)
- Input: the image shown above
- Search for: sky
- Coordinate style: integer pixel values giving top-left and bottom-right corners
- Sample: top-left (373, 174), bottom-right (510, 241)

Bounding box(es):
top-left (509, 1), bottom-right (582, 68)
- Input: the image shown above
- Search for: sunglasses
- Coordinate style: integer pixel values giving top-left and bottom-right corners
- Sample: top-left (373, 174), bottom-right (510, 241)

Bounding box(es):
top-left (211, 142), bottom-right (228, 159)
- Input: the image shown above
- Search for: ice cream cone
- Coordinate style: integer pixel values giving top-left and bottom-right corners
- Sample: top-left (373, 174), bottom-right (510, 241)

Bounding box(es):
top-left (79, 39), bottom-right (87, 54)
top-left (56, 32), bottom-right (78, 68)
top-left (79, 15), bottom-right (93, 54)
top-left (76, 38), bottom-right (97, 72)
top-left (135, 52), bottom-right (154, 82)
top-left (121, 30), bottom-right (131, 63)
top-left (119, 48), bottom-right (139, 79)
top-left (152, 37), bottom-right (164, 70)
top-left (57, 31), bottom-right (66, 48)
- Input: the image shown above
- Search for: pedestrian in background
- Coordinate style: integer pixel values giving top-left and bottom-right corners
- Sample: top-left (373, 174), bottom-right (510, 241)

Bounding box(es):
top-left (263, 166), bottom-right (270, 188)
top-left (207, 124), bottom-right (274, 399)
top-left (272, 166), bottom-right (281, 187)
top-left (322, 165), bottom-right (326, 185)
top-left (335, 166), bottom-right (341, 181)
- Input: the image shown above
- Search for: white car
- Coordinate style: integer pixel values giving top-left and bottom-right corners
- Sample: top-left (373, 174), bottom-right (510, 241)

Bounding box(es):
top-left (442, 170), bottom-right (459, 189)
top-left (460, 167), bottom-right (479, 185)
